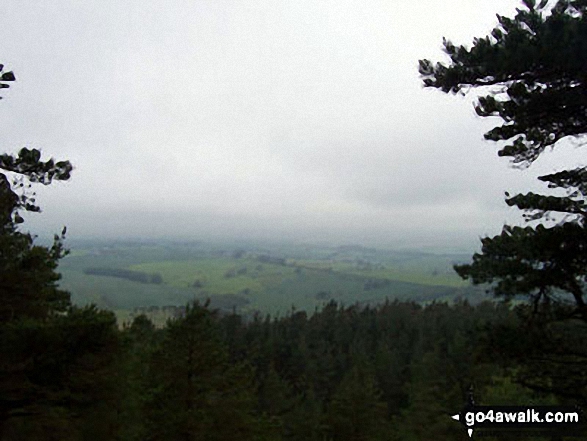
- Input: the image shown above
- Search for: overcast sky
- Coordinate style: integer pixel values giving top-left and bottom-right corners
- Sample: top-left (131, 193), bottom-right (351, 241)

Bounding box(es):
top-left (0, 0), bottom-right (579, 251)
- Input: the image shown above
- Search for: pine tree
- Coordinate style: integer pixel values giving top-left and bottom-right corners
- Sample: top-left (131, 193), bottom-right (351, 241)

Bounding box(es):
top-left (323, 364), bottom-right (390, 441)
top-left (144, 302), bottom-right (260, 441)
top-left (0, 63), bottom-right (75, 437)
top-left (420, 0), bottom-right (587, 320)
top-left (0, 64), bottom-right (122, 440)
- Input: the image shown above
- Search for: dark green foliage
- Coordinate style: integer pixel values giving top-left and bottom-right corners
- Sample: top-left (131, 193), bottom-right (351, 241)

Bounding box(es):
top-left (455, 221), bottom-right (587, 320)
top-left (0, 307), bottom-right (121, 440)
top-left (324, 365), bottom-right (390, 441)
top-left (0, 144), bottom-right (71, 322)
top-left (479, 306), bottom-right (587, 405)
top-left (0, 228), bottom-right (70, 321)
top-left (213, 299), bottom-right (517, 440)
top-left (143, 302), bottom-right (261, 441)
top-left (491, 165), bottom-right (587, 315)
top-left (124, 299), bottom-right (568, 439)
top-left (114, 315), bottom-right (161, 441)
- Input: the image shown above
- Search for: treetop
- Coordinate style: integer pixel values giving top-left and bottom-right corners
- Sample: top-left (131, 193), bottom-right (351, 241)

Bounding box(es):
top-left (419, 0), bottom-right (587, 165)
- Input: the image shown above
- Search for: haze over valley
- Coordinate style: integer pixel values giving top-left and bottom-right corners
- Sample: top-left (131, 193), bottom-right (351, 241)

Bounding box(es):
top-left (1, 0), bottom-right (565, 252)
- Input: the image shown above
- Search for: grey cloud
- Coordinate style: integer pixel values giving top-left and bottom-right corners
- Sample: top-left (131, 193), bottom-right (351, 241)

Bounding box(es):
top-left (0, 0), bottom-right (543, 252)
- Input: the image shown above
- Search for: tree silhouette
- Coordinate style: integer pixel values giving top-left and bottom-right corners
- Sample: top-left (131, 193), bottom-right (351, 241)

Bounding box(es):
top-left (420, 0), bottom-right (587, 321)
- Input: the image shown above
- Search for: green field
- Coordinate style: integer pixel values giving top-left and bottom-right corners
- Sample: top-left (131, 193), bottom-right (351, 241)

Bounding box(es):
top-left (288, 258), bottom-right (467, 287)
top-left (58, 239), bottom-right (485, 324)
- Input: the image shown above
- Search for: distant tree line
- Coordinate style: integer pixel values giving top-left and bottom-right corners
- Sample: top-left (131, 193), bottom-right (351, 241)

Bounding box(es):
top-left (257, 254), bottom-right (286, 266)
top-left (83, 267), bottom-right (163, 284)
